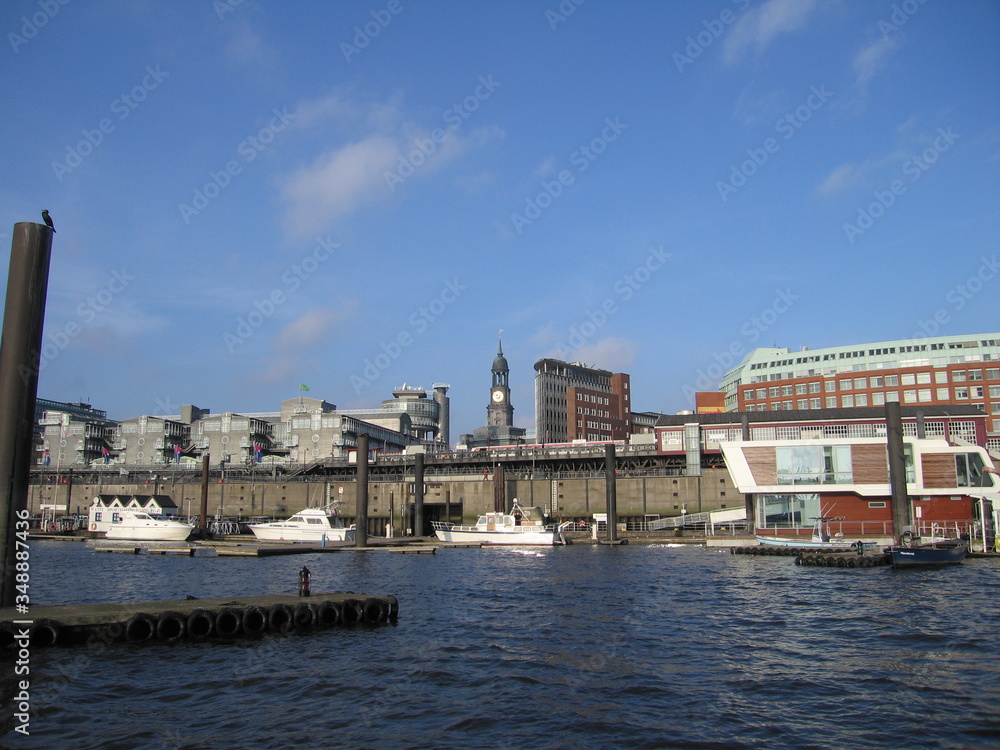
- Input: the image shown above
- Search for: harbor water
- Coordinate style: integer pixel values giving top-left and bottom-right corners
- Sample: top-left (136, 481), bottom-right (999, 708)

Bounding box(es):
top-left (5, 541), bottom-right (999, 750)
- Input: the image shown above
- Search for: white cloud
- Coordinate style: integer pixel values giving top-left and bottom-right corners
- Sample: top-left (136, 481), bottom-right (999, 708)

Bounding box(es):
top-left (816, 163), bottom-right (862, 195)
top-left (280, 135), bottom-right (400, 238)
top-left (275, 307), bottom-right (349, 351)
top-left (723, 0), bottom-right (819, 64)
top-left (853, 37), bottom-right (897, 90)
top-left (279, 96), bottom-right (504, 238)
top-left (550, 337), bottom-right (638, 371)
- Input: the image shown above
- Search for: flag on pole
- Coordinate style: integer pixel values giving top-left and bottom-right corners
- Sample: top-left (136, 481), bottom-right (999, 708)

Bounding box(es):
top-left (299, 384), bottom-right (310, 392)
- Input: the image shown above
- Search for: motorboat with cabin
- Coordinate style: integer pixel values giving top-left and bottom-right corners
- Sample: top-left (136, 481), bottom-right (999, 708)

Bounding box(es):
top-left (104, 510), bottom-right (195, 542)
top-left (249, 506), bottom-right (356, 543)
top-left (432, 500), bottom-right (572, 546)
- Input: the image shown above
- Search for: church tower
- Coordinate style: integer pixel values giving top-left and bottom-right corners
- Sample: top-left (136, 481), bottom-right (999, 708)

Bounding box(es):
top-left (487, 334), bottom-right (513, 427)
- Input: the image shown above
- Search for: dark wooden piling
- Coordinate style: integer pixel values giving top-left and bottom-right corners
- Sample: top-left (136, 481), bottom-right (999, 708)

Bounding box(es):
top-left (356, 434), bottom-right (369, 548)
top-left (413, 452), bottom-right (424, 537)
top-left (0, 222), bottom-right (54, 607)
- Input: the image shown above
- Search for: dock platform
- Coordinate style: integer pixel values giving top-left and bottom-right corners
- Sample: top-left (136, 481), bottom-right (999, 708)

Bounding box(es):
top-left (1, 590), bottom-right (397, 650)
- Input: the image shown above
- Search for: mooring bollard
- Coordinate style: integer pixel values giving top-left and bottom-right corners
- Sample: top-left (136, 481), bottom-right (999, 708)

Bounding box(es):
top-left (298, 566), bottom-right (311, 597)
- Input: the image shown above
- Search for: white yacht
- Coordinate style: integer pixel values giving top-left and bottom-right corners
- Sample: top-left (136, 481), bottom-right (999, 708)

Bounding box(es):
top-left (432, 500), bottom-right (571, 546)
top-left (104, 510), bottom-right (195, 542)
top-left (249, 507), bottom-right (356, 543)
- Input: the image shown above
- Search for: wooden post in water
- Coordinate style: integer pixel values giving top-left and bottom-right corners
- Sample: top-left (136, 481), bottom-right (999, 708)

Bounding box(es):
top-left (0, 222), bottom-right (53, 607)
top-left (413, 452), bottom-right (424, 537)
top-left (355, 433), bottom-right (369, 547)
top-left (604, 444), bottom-right (618, 543)
top-left (742, 413), bottom-right (754, 533)
top-left (885, 402), bottom-right (911, 541)
top-left (199, 454), bottom-right (209, 536)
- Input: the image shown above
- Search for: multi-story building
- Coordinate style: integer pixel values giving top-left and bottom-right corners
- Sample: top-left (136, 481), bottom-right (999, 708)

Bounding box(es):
top-left (378, 384), bottom-right (450, 446)
top-left (534, 359), bottom-right (632, 443)
top-left (719, 334), bottom-right (1000, 451)
top-left (38, 394), bottom-right (427, 469)
top-left (655, 405), bottom-right (997, 542)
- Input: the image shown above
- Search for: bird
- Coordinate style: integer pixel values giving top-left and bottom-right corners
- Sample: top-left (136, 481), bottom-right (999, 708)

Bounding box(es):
top-left (41, 210), bottom-right (56, 233)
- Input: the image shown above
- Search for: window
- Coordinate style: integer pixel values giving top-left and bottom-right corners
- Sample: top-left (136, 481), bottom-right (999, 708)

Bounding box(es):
top-left (871, 376), bottom-right (884, 387)
top-left (886, 391), bottom-right (899, 402)
top-left (809, 382), bottom-right (821, 393)
top-left (855, 393), bottom-right (868, 406)
top-left (955, 387), bottom-right (969, 399)
top-left (797, 399), bottom-right (809, 410)
top-left (796, 383), bottom-right (808, 395)
top-left (935, 371), bottom-right (949, 383)
top-left (986, 368), bottom-right (999, 380)
top-left (769, 387), bottom-right (780, 398)
top-left (903, 390), bottom-right (917, 403)
top-left (868, 502), bottom-right (887, 509)
top-left (937, 388), bottom-right (950, 400)
top-left (782, 385), bottom-right (793, 396)
top-left (885, 375), bottom-right (899, 386)
top-left (918, 389), bottom-right (932, 402)
top-left (757, 493), bottom-right (820, 529)
top-left (810, 398), bottom-right (821, 409)
top-left (776, 445), bottom-right (853, 485)
top-left (826, 380), bottom-right (836, 392)
top-left (953, 370), bottom-right (967, 382)
top-left (956, 453), bottom-right (993, 488)
top-left (917, 372), bottom-right (932, 384)
top-left (968, 370), bottom-right (983, 381)
top-left (854, 377), bottom-right (867, 389)
top-left (990, 385), bottom-right (1000, 398)
top-left (872, 392), bottom-right (885, 406)
top-left (901, 373), bottom-right (916, 386)
top-left (841, 395), bottom-right (854, 407)
top-left (840, 380), bottom-right (852, 391)
top-left (825, 396), bottom-right (837, 408)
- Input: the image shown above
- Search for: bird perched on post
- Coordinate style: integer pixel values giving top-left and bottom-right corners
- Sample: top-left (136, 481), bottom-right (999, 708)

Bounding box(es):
top-left (41, 210), bottom-right (56, 233)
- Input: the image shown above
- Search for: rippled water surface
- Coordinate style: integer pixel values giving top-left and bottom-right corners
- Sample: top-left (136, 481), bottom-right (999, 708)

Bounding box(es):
top-left (6, 541), bottom-right (1000, 749)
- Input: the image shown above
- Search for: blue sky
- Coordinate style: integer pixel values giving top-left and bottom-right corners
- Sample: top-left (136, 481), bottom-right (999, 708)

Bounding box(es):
top-left (2, 0), bottom-right (998, 438)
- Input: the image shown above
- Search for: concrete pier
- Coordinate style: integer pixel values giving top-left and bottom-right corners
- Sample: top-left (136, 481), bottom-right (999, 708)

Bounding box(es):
top-left (1, 590), bottom-right (398, 649)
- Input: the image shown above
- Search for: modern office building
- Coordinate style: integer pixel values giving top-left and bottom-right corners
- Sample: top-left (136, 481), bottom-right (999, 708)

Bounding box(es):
top-left (379, 384), bottom-right (450, 446)
top-left (534, 358), bottom-right (632, 443)
top-left (719, 334), bottom-right (1000, 451)
top-left (654, 405), bottom-right (997, 541)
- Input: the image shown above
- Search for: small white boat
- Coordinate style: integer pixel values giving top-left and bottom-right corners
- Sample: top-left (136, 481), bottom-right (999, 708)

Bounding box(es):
top-left (105, 510), bottom-right (195, 542)
top-left (755, 516), bottom-right (873, 550)
top-left (249, 507), bottom-right (355, 543)
top-left (432, 500), bottom-right (571, 546)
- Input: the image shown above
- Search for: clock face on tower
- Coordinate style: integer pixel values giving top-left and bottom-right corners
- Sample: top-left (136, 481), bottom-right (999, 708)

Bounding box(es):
top-left (492, 390), bottom-right (505, 403)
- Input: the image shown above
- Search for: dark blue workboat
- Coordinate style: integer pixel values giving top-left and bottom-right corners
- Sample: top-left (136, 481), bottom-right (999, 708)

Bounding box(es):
top-left (887, 538), bottom-right (968, 568)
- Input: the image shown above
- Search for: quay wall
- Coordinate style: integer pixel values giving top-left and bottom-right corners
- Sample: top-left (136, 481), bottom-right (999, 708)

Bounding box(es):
top-left (27, 468), bottom-right (739, 533)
